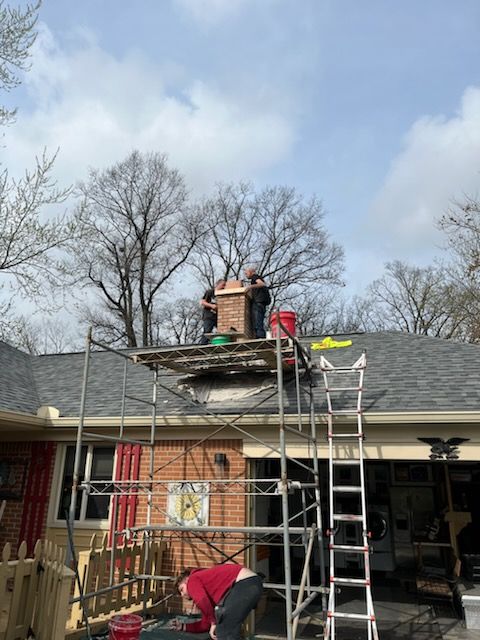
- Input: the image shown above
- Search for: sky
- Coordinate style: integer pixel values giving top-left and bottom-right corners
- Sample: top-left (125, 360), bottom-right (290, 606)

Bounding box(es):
top-left (4, 0), bottom-right (480, 296)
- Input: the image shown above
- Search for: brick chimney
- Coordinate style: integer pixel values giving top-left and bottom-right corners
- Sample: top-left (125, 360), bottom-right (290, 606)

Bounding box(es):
top-left (216, 282), bottom-right (253, 338)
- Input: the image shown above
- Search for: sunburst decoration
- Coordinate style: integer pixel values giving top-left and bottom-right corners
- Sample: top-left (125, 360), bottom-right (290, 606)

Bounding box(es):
top-left (175, 492), bottom-right (202, 521)
top-left (167, 482), bottom-right (209, 526)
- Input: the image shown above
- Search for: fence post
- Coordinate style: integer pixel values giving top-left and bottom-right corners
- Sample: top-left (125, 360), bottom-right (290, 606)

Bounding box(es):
top-left (5, 541), bottom-right (40, 640)
top-left (70, 542), bottom-right (94, 630)
top-left (51, 564), bottom-right (75, 640)
top-left (0, 542), bottom-right (11, 617)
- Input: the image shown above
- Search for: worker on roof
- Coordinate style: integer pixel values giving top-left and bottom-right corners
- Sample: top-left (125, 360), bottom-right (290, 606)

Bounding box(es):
top-left (244, 266), bottom-right (271, 339)
top-left (171, 564), bottom-right (263, 640)
top-left (199, 279), bottom-right (226, 344)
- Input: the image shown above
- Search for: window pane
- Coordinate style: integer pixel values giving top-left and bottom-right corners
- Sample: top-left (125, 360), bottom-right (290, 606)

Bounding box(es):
top-left (91, 447), bottom-right (115, 479)
top-left (86, 447), bottom-right (115, 520)
top-left (57, 446), bottom-right (87, 520)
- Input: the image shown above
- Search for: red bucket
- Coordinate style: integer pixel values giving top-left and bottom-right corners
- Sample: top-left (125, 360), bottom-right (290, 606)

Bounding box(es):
top-left (270, 311), bottom-right (296, 337)
top-left (108, 614), bottom-right (142, 640)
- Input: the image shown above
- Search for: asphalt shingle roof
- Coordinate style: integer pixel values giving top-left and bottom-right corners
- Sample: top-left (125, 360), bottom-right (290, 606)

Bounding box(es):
top-left (0, 340), bottom-right (40, 414)
top-left (1, 331), bottom-right (480, 419)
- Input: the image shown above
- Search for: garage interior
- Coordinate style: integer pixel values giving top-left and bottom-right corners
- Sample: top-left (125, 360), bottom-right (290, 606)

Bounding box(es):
top-left (253, 458), bottom-right (480, 638)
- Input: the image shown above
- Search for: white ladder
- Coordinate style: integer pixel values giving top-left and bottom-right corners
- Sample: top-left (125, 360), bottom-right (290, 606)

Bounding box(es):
top-left (320, 352), bottom-right (379, 640)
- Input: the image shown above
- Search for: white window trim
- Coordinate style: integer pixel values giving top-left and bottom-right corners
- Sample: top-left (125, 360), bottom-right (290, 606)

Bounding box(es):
top-left (48, 443), bottom-right (115, 530)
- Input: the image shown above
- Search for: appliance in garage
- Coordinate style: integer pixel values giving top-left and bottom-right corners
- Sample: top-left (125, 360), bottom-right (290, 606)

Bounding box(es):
top-left (368, 505), bottom-right (396, 571)
top-left (330, 505), bottom-right (395, 572)
top-left (390, 484), bottom-right (436, 568)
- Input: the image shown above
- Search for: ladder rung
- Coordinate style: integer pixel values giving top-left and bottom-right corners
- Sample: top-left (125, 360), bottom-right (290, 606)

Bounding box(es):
top-left (332, 577), bottom-right (369, 586)
top-left (328, 612), bottom-right (374, 621)
top-left (328, 433), bottom-right (363, 439)
top-left (333, 514), bottom-right (363, 522)
top-left (326, 387), bottom-right (361, 392)
top-left (329, 544), bottom-right (369, 553)
top-left (322, 366), bottom-right (365, 373)
top-left (333, 486), bottom-right (362, 493)
top-left (332, 459), bottom-right (361, 465)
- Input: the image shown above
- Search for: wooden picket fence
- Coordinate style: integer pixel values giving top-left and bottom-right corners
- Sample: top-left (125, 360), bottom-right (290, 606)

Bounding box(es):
top-left (0, 540), bottom-right (74, 640)
top-left (67, 533), bottom-right (165, 638)
top-left (1, 535), bottom-right (165, 640)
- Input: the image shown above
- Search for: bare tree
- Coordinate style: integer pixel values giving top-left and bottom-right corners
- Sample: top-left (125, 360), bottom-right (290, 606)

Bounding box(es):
top-left (189, 182), bottom-right (344, 303)
top-left (294, 290), bottom-right (384, 336)
top-left (0, 1), bottom-right (74, 311)
top-left (440, 196), bottom-right (480, 278)
top-left (437, 196), bottom-right (480, 341)
top-left (0, 0), bottom-right (39, 125)
top-left (151, 297), bottom-right (202, 345)
top-left (69, 151), bottom-right (206, 347)
top-left (0, 313), bottom-right (81, 353)
top-left (0, 152), bottom-right (72, 297)
top-left (359, 260), bottom-right (467, 338)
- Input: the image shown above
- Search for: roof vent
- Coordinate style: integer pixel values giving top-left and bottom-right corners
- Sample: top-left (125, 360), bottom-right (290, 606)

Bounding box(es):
top-left (37, 405), bottom-right (60, 419)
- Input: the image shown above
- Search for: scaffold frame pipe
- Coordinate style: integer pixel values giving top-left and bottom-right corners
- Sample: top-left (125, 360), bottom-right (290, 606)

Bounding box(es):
top-left (275, 314), bottom-right (294, 640)
top-left (67, 328), bottom-right (92, 565)
top-left (122, 524), bottom-right (317, 535)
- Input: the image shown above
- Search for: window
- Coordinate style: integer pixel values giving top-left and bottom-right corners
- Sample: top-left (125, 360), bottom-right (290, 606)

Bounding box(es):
top-left (57, 445), bottom-right (115, 522)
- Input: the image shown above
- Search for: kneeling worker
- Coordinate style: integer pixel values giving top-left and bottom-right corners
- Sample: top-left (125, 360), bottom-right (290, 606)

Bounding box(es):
top-left (199, 279), bottom-right (226, 345)
top-left (171, 563), bottom-right (263, 640)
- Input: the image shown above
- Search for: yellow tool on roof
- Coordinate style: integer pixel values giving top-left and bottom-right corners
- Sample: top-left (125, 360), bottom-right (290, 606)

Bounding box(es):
top-left (311, 336), bottom-right (352, 350)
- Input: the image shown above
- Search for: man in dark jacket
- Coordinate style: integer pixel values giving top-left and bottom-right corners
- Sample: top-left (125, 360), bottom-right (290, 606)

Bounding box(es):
top-left (199, 279), bottom-right (226, 344)
top-left (244, 267), bottom-right (270, 338)
top-left (171, 564), bottom-right (263, 640)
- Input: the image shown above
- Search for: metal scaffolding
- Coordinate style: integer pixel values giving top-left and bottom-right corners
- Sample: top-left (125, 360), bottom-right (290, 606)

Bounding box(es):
top-left (68, 314), bottom-right (328, 640)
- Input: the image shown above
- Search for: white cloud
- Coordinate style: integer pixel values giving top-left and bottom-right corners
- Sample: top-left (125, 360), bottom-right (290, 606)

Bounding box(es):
top-left (4, 24), bottom-right (294, 193)
top-left (173, 0), bottom-right (250, 26)
top-left (368, 86), bottom-right (480, 257)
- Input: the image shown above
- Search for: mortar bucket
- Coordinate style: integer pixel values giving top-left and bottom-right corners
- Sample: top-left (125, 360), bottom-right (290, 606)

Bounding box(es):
top-left (270, 311), bottom-right (296, 337)
top-left (108, 614), bottom-right (142, 640)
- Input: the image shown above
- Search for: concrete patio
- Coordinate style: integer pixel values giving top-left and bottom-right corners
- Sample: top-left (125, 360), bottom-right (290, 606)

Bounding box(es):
top-left (89, 584), bottom-right (480, 640)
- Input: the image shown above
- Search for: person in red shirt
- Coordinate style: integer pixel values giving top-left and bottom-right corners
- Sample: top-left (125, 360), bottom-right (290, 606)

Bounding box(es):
top-left (170, 563), bottom-right (263, 640)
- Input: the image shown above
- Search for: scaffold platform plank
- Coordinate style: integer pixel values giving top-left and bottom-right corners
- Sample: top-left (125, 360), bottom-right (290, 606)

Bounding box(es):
top-left (130, 338), bottom-right (295, 374)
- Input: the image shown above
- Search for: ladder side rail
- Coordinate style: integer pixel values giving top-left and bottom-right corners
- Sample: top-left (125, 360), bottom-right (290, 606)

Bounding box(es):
top-left (324, 365), bottom-right (336, 640)
top-left (357, 363), bottom-right (369, 540)
top-left (357, 357), bottom-right (379, 640)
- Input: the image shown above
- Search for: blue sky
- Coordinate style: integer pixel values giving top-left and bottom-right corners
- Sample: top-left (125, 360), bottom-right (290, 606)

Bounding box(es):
top-left (6, 0), bottom-right (480, 295)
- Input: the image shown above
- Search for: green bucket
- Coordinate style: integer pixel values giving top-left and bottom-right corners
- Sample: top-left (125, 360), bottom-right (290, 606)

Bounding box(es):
top-left (210, 335), bottom-right (231, 345)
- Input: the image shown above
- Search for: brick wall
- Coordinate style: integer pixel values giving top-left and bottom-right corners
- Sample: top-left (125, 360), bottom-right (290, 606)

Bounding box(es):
top-left (216, 289), bottom-right (253, 337)
top-left (0, 437), bottom-right (249, 613)
top-left (135, 438), bottom-right (247, 612)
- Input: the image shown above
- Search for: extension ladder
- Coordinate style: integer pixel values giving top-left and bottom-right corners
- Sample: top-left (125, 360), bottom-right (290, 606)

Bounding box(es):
top-left (320, 352), bottom-right (379, 640)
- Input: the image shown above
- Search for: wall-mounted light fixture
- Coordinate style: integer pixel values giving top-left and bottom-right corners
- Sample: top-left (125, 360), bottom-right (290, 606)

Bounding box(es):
top-left (214, 453), bottom-right (227, 466)
top-left (417, 437), bottom-right (470, 460)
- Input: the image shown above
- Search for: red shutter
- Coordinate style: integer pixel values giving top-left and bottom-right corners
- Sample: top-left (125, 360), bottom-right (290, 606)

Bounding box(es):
top-left (109, 444), bottom-right (141, 546)
top-left (19, 442), bottom-right (55, 554)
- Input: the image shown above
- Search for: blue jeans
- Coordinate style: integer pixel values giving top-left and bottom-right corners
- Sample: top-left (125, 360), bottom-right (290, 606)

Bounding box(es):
top-left (200, 316), bottom-right (216, 344)
top-left (251, 302), bottom-right (267, 338)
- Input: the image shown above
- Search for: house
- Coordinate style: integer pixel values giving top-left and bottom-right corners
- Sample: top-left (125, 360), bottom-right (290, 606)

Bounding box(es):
top-left (1, 330), bottom-right (480, 603)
